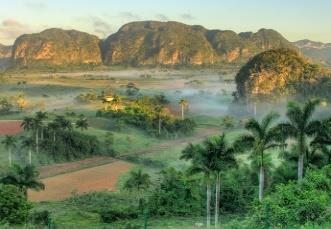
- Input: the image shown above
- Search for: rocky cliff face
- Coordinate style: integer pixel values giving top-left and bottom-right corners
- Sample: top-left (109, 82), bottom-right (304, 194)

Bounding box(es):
top-left (9, 21), bottom-right (298, 68)
top-left (102, 21), bottom-right (296, 66)
top-left (294, 39), bottom-right (331, 67)
top-left (102, 21), bottom-right (217, 66)
top-left (0, 44), bottom-right (12, 58)
top-left (235, 49), bottom-right (320, 98)
top-left (12, 28), bottom-right (102, 67)
top-left (0, 44), bottom-right (12, 69)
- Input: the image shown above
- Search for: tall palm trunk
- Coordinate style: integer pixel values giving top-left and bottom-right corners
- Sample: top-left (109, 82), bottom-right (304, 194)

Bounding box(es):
top-left (181, 105), bottom-right (184, 120)
top-left (158, 117), bottom-right (161, 135)
top-left (298, 139), bottom-right (305, 181)
top-left (206, 179), bottom-right (211, 228)
top-left (258, 166), bottom-right (264, 202)
top-left (28, 148), bottom-right (32, 165)
top-left (298, 153), bottom-right (304, 181)
top-left (53, 131), bottom-right (56, 142)
top-left (35, 130), bottom-right (39, 154)
top-left (215, 173), bottom-right (220, 228)
top-left (40, 127), bottom-right (44, 140)
top-left (8, 148), bottom-right (12, 166)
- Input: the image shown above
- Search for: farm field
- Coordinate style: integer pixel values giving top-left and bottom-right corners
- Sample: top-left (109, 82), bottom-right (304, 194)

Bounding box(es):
top-left (28, 160), bottom-right (134, 201)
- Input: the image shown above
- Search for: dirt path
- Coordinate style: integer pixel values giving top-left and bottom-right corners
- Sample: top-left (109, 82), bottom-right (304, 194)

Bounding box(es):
top-left (29, 160), bottom-right (134, 202)
top-left (38, 156), bottom-right (116, 178)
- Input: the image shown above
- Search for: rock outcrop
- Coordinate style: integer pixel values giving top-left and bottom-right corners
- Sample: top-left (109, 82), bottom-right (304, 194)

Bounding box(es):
top-left (12, 28), bottom-right (102, 68)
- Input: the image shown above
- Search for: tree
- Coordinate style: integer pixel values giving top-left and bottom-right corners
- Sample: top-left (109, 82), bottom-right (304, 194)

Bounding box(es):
top-left (179, 99), bottom-right (189, 120)
top-left (21, 116), bottom-right (34, 132)
top-left (0, 164), bottom-right (45, 198)
top-left (32, 117), bottom-right (42, 154)
top-left (0, 184), bottom-right (31, 224)
top-left (1, 135), bottom-right (16, 166)
top-left (75, 117), bottom-right (89, 131)
top-left (20, 136), bottom-right (35, 165)
top-left (278, 99), bottom-right (320, 181)
top-left (35, 111), bottom-right (48, 140)
top-left (310, 118), bottom-right (331, 165)
top-left (211, 135), bottom-right (237, 227)
top-left (54, 115), bottom-right (73, 131)
top-left (123, 169), bottom-right (151, 191)
top-left (155, 105), bottom-right (166, 135)
top-left (181, 140), bottom-right (214, 228)
top-left (47, 121), bottom-right (60, 142)
top-left (235, 112), bottom-right (281, 202)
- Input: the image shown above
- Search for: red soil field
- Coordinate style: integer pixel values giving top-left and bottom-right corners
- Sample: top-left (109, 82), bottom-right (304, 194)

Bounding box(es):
top-left (0, 120), bottom-right (23, 135)
top-left (28, 160), bottom-right (134, 202)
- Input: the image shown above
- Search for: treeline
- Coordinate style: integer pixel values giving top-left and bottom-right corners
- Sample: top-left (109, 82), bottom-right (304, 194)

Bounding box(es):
top-left (2, 111), bottom-right (107, 166)
top-left (97, 95), bottom-right (196, 137)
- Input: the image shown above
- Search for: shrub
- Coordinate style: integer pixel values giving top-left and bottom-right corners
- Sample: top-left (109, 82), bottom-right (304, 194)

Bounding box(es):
top-left (0, 185), bottom-right (31, 224)
top-left (30, 210), bottom-right (50, 225)
top-left (100, 207), bottom-right (139, 223)
top-left (252, 167), bottom-right (331, 227)
top-left (148, 168), bottom-right (203, 216)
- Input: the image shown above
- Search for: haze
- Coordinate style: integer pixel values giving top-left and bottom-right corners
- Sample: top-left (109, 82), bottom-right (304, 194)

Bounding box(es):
top-left (1, 0), bottom-right (331, 45)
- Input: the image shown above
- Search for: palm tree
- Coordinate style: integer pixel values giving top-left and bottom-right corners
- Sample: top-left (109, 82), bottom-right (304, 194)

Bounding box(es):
top-left (235, 112), bottom-right (281, 202)
top-left (181, 140), bottom-right (214, 228)
top-left (75, 117), bottom-right (88, 131)
top-left (123, 169), bottom-right (151, 191)
top-left (54, 115), bottom-right (73, 131)
top-left (189, 135), bottom-right (237, 227)
top-left (211, 135), bottom-right (236, 227)
top-left (1, 135), bottom-right (16, 166)
top-left (20, 136), bottom-right (35, 164)
top-left (179, 99), bottom-right (189, 120)
top-left (47, 121), bottom-right (60, 142)
top-left (278, 99), bottom-right (320, 181)
top-left (310, 118), bottom-right (331, 165)
top-left (32, 117), bottom-right (42, 154)
top-left (35, 111), bottom-right (48, 140)
top-left (155, 105), bottom-right (166, 135)
top-left (0, 164), bottom-right (44, 198)
top-left (21, 116), bottom-right (34, 132)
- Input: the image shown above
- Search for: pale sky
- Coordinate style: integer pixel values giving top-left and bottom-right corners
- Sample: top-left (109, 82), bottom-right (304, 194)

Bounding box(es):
top-left (0, 0), bottom-right (331, 45)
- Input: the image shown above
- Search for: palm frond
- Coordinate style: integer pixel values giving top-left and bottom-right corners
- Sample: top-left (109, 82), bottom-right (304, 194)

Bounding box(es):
top-left (303, 99), bottom-right (320, 126)
top-left (245, 118), bottom-right (263, 138)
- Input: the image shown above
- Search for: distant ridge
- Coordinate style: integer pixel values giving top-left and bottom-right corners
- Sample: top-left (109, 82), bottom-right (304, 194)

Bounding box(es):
top-left (294, 39), bottom-right (331, 67)
top-left (6, 21), bottom-right (297, 68)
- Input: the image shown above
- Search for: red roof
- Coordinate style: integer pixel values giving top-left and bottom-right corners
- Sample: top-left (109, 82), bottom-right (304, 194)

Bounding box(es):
top-left (0, 121), bottom-right (23, 136)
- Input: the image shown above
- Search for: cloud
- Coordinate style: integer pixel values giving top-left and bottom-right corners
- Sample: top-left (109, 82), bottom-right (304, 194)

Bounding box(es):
top-left (179, 13), bottom-right (195, 20)
top-left (24, 1), bottom-right (47, 10)
top-left (155, 14), bottom-right (169, 21)
top-left (90, 17), bottom-right (113, 38)
top-left (0, 19), bottom-right (34, 44)
top-left (119, 12), bottom-right (140, 20)
top-left (2, 19), bottom-right (24, 28)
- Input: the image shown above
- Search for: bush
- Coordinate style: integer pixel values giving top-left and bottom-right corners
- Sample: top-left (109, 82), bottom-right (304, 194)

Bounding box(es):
top-left (30, 210), bottom-right (50, 225)
top-left (148, 168), bottom-right (204, 216)
top-left (252, 166), bottom-right (331, 227)
top-left (100, 207), bottom-right (139, 223)
top-left (68, 192), bottom-right (140, 223)
top-left (0, 185), bottom-right (31, 224)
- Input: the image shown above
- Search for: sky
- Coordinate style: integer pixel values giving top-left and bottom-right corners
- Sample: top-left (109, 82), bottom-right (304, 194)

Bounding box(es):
top-left (0, 0), bottom-right (331, 45)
